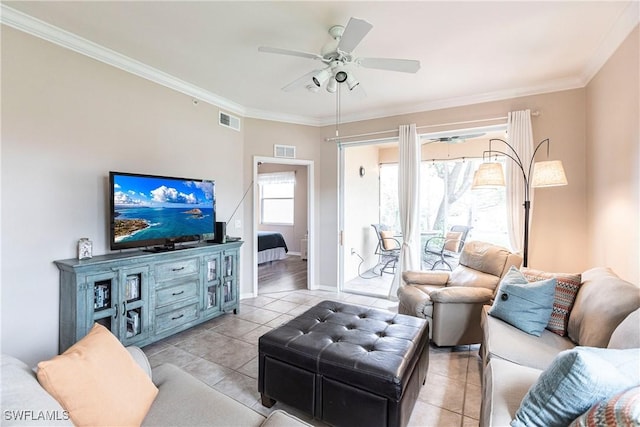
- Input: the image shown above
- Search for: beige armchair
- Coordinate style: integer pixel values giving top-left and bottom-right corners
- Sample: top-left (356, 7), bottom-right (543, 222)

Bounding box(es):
top-left (398, 240), bottom-right (522, 346)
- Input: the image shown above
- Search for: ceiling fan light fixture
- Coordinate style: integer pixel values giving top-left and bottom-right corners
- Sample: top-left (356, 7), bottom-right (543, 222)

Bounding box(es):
top-left (312, 69), bottom-right (330, 87)
top-left (335, 70), bottom-right (348, 83)
top-left (260, 16), bottom-right (421, 97)
top-left (326, 78), bottom-right (338, 93)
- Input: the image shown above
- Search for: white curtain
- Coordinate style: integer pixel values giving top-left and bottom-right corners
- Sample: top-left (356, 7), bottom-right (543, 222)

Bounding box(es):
top-left (389, 124), bottom-right (421, 300)
top-left (506, 110), bottom-right (534, 256)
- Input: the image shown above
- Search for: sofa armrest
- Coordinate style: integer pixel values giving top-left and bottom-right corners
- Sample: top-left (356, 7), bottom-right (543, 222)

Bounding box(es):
top-left (429, 286), bottom-right (494, 304)
top-left (403, 270), bottom-right (449, 286)
top-left (1, 355), bottom-right (72, 426)
top-left (126, 346), bottom-right (152, 379)
top-left (397, 284), bottom-right (433, 317)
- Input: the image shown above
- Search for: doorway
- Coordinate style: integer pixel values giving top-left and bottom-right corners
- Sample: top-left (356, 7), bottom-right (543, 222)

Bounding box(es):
top-left (252, 156), bottom-right (315, 296)
top-left (340, 141), bottom-right (398, 298)
top-left (338, 125), bottom-right (508, 298)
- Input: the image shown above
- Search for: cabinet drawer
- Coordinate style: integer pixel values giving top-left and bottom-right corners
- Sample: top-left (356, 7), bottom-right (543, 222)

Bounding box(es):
top-left (155, 280), bottom-right (199, 308)
top-left (155, 258), bottom-right (199, 281)
top-left (155, 303), bottom-right (199, 335)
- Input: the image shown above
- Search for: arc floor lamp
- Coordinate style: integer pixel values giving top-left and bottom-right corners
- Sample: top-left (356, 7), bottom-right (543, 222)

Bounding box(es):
top-left (472, 138), bottom-right (568, 267)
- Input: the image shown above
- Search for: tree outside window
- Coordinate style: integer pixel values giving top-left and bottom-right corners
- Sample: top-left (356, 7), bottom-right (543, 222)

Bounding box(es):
top-left (379, 159), bottom-right (509, 248)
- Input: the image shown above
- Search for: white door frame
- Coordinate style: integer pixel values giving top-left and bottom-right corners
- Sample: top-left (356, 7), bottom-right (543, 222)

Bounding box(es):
top-left (252, 156), bottom-right (315, 296)
top-left (338, 146), bottom-right (346, 292)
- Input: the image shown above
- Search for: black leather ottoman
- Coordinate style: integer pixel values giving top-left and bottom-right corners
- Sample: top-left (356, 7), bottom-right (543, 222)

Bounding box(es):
top-left (258, 300), bottom-right (429, 427)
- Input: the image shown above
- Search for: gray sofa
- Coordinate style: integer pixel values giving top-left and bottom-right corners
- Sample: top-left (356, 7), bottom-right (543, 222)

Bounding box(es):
top-left (1, 346), bottom-right (310, 427)
top-left (479, 267), bottom-right (640, 427)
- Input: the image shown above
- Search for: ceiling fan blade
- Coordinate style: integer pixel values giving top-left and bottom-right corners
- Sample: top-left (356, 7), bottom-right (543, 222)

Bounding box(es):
top-left (258, 46), bottom-right (323, 61)
top-left (281, 69), bottom-right (322, 92)
top-left (337, 17), bottom-right (373, 54)
top-left (349, 83), bottom-right (367, 100)
top-left (459, 133), bottom-right (485, 140)
top-left (427, 133), bottom-right (487, 143)
top-left (358, 57), bottom-right (421, 73)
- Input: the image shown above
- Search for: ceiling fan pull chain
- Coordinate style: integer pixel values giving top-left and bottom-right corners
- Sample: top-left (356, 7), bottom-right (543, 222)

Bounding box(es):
top-left (336, 84), bottom-right (341, 138)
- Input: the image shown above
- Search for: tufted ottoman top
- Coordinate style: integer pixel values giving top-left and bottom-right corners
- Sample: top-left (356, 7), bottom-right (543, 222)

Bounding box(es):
top-left (259, 300), bottom-right (429, 400)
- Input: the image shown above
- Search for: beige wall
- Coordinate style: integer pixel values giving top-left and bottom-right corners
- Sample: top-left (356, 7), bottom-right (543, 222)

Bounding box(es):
top-left (320, 89), bottom-right (589, 277)
top-left (1, 27), bottom-right (245, 366)
top-left (586, 25), bottom-right (639, 284)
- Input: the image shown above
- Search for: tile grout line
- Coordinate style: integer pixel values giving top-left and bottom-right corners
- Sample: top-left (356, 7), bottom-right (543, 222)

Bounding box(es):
top-left (146, 290), bottom-right (480, 426)
top-left (460, 345), bottom-right (470, 427)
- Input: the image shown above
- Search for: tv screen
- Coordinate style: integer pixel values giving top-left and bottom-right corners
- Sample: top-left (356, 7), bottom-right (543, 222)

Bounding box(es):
top-left (109, 171), bottom-right (216, 251)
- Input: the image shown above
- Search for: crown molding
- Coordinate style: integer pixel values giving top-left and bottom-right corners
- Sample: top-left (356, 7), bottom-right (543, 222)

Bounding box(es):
top-left (242, 107), bottom-right (324, 127)
top-left (313, 76), bottom-right (586, 126)
top-left (2, 3), bottom-right (636, 129)
top-left (0, 4), bottom-right (247, 118)
top-left (0, 4), bottom-right (326, 126)
top-left (580, 1), bottom-right (639, 85)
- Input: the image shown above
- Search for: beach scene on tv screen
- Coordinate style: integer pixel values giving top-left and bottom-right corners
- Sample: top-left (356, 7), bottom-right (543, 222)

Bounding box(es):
top-left (113, 175), bottom-right (215, 243)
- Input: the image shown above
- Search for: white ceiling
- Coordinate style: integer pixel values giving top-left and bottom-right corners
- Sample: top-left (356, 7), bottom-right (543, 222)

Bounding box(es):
top-left (3, 1), bottom-right (638, 126)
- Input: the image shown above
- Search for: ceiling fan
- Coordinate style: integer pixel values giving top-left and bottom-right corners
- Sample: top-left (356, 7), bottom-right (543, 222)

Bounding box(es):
top-left (425, 133), bottom-right (486, 143)
top-left (258, 17), bottom-right (421, 95)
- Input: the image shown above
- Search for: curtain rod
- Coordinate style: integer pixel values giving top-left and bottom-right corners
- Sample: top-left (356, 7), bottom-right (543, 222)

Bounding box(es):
top-left (325, 111), bottom-right (540, 143)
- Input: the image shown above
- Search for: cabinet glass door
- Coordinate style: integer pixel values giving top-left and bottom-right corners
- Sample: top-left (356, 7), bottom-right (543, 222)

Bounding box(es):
top-left (222, 252), bottom-right (237, 308)
top-left (88, 272), bottom-right (118, 335)
top-left (203, 255), bottom-right (221, 316)
top-left (120, 268), bottom-right (149, 345)
top-left (222, 279), bottom-right (235, 304)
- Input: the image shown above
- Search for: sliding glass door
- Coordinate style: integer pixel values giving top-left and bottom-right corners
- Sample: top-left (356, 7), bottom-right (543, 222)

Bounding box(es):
top-left (340, 142), bottom-right (396, 297)
top-left (338, 125), bottom-right (508, 297)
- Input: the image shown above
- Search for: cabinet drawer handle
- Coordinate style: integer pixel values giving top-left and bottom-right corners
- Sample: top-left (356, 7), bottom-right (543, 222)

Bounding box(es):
top-left (114, 305), bottom-right (118, 319)
top-left (171, 267), bottom-right (185, 272)
top-left (172, 290), bottom-right (184, 296)
top-left (171, 314), bottom-right (184, 321)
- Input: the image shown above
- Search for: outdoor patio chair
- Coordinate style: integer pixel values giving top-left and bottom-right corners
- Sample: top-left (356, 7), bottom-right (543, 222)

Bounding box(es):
top-left (423, 225), bottom-right (472, 271)
top-left (371, 224), bottom-right (401, 275)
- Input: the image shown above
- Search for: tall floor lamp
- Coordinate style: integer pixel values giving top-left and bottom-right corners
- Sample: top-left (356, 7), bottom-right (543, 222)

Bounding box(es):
top-left (472, 138), bottom-right (568, 267)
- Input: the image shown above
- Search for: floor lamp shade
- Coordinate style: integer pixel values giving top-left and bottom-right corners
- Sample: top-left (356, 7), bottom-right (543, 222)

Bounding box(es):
top-left (532, 160), bottom-right (568, 187)
top-left (472, 163), bottom-right (505, 187)
top-left (472, 138), bottom-right (568, 267)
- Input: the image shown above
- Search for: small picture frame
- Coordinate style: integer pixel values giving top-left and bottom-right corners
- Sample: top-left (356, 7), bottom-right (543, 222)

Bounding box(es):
top-left (78, 238), bottom-right (93, 260)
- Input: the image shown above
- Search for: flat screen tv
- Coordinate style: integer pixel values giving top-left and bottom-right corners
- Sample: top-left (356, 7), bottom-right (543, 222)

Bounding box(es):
top-left (109, 171), bottom-right (216, 251)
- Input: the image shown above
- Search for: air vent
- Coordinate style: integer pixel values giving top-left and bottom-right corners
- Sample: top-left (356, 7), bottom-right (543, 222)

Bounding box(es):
top-left (274, 144), bottom-right (296, 159)
top-left (218, 111), bottom-right (241, 131)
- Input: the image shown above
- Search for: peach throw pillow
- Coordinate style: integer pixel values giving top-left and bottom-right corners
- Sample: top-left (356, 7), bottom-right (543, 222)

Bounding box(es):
top-left (37, 323), bottom-right (158, 427)
top-left (443, 231), bottom-right (463, 252)
top-left (379, 230), bottom-right (398, 250)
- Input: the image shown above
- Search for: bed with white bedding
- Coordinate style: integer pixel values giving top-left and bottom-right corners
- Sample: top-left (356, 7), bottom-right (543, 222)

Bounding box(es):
top-left (257, 231), bottom-right (288, 264)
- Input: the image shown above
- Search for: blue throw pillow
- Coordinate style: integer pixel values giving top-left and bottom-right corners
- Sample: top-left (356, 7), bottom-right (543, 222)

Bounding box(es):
top-left (512, 347), bottom-right (640, 427)
top-left (488, 266), bottom-right (556, 336)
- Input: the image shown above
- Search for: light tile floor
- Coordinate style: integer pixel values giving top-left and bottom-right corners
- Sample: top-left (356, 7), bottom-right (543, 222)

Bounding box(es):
top-left (142, 289), bottom-right (482, 427)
